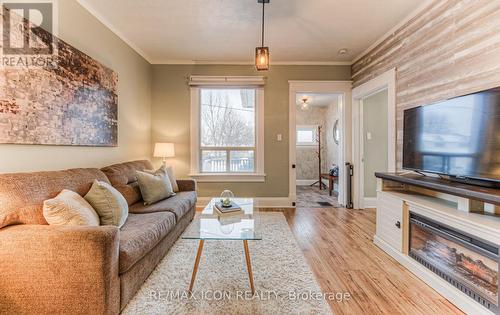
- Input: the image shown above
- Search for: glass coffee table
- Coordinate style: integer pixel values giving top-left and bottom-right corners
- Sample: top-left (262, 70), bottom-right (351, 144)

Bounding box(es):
top-left (182, 198), bottom-right (261, 294)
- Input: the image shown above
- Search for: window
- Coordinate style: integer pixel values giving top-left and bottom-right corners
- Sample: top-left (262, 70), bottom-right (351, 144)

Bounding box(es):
top-left (189, 77), bottom-right (265, 182)
top-left (296, 125), bottom-right (318, 146)
top-left (200, 88), bottom-right (256, 173)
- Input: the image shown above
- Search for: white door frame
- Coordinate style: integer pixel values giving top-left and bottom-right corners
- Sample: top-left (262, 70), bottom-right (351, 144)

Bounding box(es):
top-left (289, 81), bottom-right (352, 207)
top-left (351, 68), bottom-right (397, 209)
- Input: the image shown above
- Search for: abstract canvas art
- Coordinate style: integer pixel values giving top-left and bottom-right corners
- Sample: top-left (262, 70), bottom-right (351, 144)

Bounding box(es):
top-left (0, 7), bottom-right (118, 146)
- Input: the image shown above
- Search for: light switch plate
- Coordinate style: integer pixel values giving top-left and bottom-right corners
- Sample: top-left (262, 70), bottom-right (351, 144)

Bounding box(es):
top-left (366, 132), bottom-right (372, 140)
top-left (277, 134), bottom-right (282, 141)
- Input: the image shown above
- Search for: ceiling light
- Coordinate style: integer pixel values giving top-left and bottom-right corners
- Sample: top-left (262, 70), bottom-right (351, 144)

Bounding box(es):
top-left (300, 97), bottom-right (310, 111)
top-left (255, 0), bottom-right (270, 71)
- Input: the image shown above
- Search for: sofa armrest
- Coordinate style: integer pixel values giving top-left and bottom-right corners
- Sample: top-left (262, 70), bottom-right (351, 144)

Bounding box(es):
top-left (177, 179), bottom-right (197, 192)
top-left (0, 225), bottom-right (120, 315)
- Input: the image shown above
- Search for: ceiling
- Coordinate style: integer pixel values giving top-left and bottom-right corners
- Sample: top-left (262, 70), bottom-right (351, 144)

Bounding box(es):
top-left (296, 93), bottom-right (339, 107)
top-left (78, 0), bottom-right (423, 64)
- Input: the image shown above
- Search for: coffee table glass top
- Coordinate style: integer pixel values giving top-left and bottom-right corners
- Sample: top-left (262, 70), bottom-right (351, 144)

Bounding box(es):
top-left (182, 198), bottom-right (262, 240)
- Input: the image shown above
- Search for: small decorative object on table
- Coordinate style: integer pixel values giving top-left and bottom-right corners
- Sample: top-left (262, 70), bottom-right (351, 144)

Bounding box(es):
top-left (220, 190), bottom-right (234, 207)
top-left (215, 190), bottom-right (243, 216)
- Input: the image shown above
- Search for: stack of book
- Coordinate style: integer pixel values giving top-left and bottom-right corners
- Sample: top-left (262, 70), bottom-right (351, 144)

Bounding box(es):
top-left (214, 201), bottom-right (243, 225)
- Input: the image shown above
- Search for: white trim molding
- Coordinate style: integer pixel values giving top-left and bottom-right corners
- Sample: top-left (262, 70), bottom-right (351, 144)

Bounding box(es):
top-left (288, 80), bottom-right (352, 207)
top-left (352, 68), bottom-right (396, 209)
top-left (77, 0), bottom-right (153, 63)
top-left (189, 76), bottom-right (266, 86)
top-left (189, 77), bottom-right (265, 183)
top-left (196, 197), bottom-right (292, 209)
top-left (189, 173), bottom-right (266, 183)
top-left (77, 0), bottom-right (430, 67)
top-left (156, 60), bottom-right (352, 66)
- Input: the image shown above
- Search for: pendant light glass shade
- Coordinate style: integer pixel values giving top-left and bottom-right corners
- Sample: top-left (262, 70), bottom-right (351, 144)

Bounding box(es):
top-left (255, 46), bottom-right (269, 71)
top-left (255, 0), bottom-right (270, 71)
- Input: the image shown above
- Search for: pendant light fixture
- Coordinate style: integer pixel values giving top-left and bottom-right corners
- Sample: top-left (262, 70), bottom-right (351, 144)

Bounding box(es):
top-left (255, 0), bottom-right (270, 71)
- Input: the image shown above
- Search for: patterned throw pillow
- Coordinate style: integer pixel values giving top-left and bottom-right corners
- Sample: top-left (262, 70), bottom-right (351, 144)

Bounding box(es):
top-left (43, 189), bottom-right (100, 226)
top-left (84, 180), bottom-right (129, 228)
top-left (136, 167), bottom-right (174, 205)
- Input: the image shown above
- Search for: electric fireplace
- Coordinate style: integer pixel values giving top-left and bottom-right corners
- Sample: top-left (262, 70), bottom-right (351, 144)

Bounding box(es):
top-left (409, 213), bottom-right (500, 313)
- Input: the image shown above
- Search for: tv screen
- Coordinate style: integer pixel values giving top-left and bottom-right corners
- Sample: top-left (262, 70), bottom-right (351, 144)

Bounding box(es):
top-left (403, 88), bottom-right (500, 183)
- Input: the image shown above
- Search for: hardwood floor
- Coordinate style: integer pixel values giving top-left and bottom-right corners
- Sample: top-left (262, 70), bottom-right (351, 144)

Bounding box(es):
top-left (280, 207), bottom-right (464, 315)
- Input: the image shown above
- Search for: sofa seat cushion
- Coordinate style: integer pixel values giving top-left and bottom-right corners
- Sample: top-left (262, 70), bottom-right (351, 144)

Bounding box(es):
top-left (129, 191), bottom-right (196, 220)
top-left (119, 212), bottom-right (176, 273)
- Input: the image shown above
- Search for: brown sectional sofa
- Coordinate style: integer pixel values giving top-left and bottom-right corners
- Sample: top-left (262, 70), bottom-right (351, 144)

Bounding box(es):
top-left (0, 160), bottom-right (197, 315)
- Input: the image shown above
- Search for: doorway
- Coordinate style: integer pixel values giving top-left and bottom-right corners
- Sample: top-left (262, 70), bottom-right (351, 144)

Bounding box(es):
top-left (352, 68), bottom-right (396, 209)
top-left (295, 93), bottom-right (341, 208)
top-left (289, 81), bottom-right (352, 208)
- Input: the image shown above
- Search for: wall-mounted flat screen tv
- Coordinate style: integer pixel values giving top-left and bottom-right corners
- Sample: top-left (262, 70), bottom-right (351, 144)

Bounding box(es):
top-left (403, 87), bottom-right (500, 184)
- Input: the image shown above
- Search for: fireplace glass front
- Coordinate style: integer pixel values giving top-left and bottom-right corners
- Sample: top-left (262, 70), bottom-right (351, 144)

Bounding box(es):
top-left (409, 213), bottom-right (499, 313)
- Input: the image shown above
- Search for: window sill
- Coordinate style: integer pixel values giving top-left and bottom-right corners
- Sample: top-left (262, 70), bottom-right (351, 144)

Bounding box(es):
top-left (189, 173), bottom-right (266, 183)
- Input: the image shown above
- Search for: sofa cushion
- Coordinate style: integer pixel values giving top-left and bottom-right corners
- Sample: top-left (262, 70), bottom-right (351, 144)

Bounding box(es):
top-left (129, 191), bottom-right (197, 220)
top-left (101, 160), bottom-right (154, 206)
top-left (0, 168), bottom-right (109, 228)
top-left (84, 180), bottom-right (129, 228)
top-left (43, 189), bottom-right (100, 226)
top-left (136, 168), bottom-right (174, 205)
top-left (119, 212), bottom-right (176, 273)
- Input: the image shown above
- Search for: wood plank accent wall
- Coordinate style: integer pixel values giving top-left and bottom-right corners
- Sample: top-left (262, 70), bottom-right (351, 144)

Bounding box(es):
top-left (352, 0), bottom-right (500, 169)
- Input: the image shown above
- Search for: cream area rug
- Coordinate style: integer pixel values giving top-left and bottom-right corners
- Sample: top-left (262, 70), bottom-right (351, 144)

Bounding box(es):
top-left (122, 212), bottom-right (332, 315)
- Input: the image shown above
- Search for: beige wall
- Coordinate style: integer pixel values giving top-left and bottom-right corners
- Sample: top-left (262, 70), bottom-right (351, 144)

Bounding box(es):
top-left (362, 90), bottom-right (388, 198)
top-left (152, 65), bottom-right (351, 197)
top-left (0, 0), bottom-right (152, 173)
top-left (352, 0), bottom-right (500, 169)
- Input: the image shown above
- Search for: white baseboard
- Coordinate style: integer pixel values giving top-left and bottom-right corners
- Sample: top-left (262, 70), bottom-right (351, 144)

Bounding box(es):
top-left (196, 197), bottom-right (293, 209)
top-left (363, 197), bottom-right (377, 208)
top-left (296, 179), bottom-right (316, 186)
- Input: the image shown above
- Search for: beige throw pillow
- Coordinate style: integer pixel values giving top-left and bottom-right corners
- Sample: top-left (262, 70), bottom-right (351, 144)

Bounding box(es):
top-left (84, 180), bottom-right (129, 228)
top-left (146, 165), bottom-right (179, 193)
top-left (136, 167), bottom-right (174, 205)
top-left (43, 189), bottom-right (100, 226)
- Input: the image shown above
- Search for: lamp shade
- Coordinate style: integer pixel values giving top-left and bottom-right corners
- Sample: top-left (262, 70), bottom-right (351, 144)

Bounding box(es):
top-left (154, 143), bottom-right (175, 158)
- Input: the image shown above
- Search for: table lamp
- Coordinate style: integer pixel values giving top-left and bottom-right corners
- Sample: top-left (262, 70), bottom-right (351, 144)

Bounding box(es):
top-left (154, 143), bottom-right (175, 166)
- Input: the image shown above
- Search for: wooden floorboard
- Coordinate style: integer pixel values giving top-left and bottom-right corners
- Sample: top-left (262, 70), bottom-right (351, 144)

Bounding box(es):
top-left (279, 207), bottom-right (464, 315)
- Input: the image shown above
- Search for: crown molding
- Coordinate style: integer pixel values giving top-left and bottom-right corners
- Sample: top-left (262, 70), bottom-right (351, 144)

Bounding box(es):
top-left (76, 0), bottom-right (153, 63)
top-left (151, 60), bottom-right (352, 66)
top-left (77, 0), bottom-right (432, 68)
top-left (351, 0), bottom-right (434, 64)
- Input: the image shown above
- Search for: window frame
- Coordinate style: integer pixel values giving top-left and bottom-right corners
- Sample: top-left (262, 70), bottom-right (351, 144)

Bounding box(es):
top-left (189, 81), bottom-right (265, 182)
top-left (296, 125), bottom-right (318, 146)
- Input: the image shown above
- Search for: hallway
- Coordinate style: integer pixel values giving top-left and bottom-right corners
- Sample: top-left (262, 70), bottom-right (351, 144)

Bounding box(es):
top-left (296, 185), bottom-right (340, 208)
